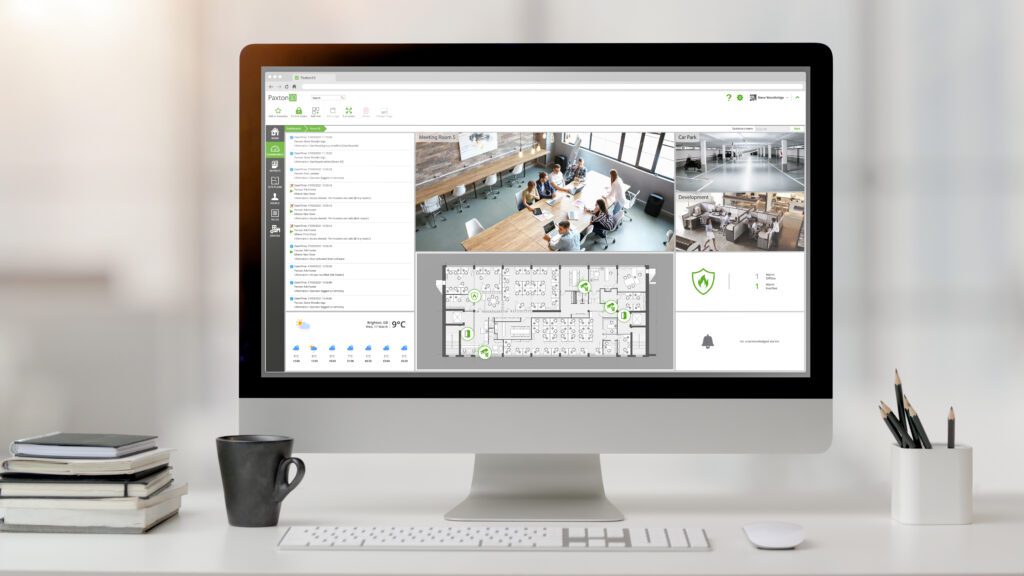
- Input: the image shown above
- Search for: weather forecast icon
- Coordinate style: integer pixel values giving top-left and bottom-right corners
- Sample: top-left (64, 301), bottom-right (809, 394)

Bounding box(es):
top-left (401, 345), bottom-right (408, 351)
top-left (309, 345), bottom-right (317, 351)
top-left (292, 345), bottom-right (300, 351)
top-left (296, 320), bottom-right (311, 330)
top-left (328, 345), bottom-right (336, 351)
top-left (383, 345), bottom-right (390, 351)
top-left (364, 345), bottom-right (372, 351)
top-left (346, 345), bottom-right (354, 351)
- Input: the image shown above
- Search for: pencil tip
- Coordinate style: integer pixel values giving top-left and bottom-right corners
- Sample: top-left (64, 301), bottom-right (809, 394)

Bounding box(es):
top-left (949, 406), bottom-right (955, 419)
top-left (894, 369), bottom-right (901, 384)
top-left (880, 401), bottom-right (891, 414)
top-left (902, 394), bottom-right (911, 410)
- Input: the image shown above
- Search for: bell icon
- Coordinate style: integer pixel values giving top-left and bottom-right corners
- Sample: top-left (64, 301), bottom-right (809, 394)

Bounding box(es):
top-left (701, 334), bottom-right (714, 349)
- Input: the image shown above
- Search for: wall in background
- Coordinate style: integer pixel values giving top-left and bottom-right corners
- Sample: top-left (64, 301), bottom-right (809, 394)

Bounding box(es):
top-left (415, 132), bottom-right (543, 187)
top-left (1, 0), bottom-right (1022, 500)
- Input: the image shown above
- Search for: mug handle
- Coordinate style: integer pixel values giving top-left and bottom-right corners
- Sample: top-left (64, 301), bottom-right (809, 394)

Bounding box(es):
top-left (274, 457), bottom-right (305, 503)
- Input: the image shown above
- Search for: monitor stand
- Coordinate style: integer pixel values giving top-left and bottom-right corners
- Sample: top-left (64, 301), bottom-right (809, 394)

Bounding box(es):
top-left (444, 454), bottom-right (624, 522)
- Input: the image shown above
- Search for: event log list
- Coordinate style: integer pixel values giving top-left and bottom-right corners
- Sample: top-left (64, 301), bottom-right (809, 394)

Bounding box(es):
top-left (276, 128), bottom-right (415, 372)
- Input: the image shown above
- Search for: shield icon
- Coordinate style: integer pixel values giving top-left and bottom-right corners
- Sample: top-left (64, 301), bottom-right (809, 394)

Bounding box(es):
top-left (691, 268), bottom-right (715, 295)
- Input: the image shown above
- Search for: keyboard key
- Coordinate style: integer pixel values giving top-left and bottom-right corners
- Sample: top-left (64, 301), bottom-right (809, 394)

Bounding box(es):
top-left (667, 528), bottom-right (691, 549)
top-left (630, 527), bottom-right (669, 548)
top-left (685, 527), bottom-right (710, 549)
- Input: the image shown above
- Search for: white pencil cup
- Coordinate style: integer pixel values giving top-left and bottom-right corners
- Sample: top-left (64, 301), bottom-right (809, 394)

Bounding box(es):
top-left (890, 444), bottom-right (972, 525)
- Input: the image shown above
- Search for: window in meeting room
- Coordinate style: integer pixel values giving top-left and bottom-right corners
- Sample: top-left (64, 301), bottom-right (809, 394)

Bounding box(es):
top-left (415, 132), bottom-right (676, 253)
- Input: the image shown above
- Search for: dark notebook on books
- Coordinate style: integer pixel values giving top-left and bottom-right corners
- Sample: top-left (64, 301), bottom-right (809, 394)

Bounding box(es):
top-left (10, 433), bottom-right (157, 459)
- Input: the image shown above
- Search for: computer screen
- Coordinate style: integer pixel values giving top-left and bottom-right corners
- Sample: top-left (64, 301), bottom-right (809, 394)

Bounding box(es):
top-left (259, 68), bottom-right (810, 379)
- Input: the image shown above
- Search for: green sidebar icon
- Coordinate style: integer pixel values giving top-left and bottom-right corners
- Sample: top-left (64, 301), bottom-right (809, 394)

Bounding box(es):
top-left (265, 142), bottom-right (285, 159)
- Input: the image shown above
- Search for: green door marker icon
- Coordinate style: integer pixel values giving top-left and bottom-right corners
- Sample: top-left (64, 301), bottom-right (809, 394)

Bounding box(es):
top-left (462, 327), bottom-right (474, 341)
top-left (619, 309), bottom-right (630, 322)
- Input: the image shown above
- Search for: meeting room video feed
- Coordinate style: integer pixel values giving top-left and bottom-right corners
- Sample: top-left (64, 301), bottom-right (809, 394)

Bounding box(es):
top-left (672, 192), bottom-right (805, 252)
top-left (414, 132), bottom-right (676, 253)
top-left (674, 131), bottom-right (805, 193)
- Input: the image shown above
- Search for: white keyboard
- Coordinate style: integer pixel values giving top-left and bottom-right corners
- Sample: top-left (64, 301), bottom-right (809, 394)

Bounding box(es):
top-left (279, 525), bottom-right (710, 551)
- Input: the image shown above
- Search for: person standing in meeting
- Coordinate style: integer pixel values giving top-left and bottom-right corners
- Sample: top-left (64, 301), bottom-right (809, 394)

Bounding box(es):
top-left (565, 157), bottom-right (587, 184)
top-left (521, 180), bottom-right (541, 208)
top-left (535, 172), bottom-right (556, 199)
top-left (605, 169), bottom-right (626, 209)
top-left (548, 164), bottom-right (572, 193)
top-left (544, 220), bottom-right (581, 251)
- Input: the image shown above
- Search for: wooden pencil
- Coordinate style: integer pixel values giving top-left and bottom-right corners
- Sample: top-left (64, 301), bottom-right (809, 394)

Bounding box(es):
top-left (881, 401), bottom-right (913, 448)
top-left (904, 396), bottom-right (932, 449)
top-left (894, 369), bottom-right (909, 437)
top-left (901, 395), bottom-right (922, 448)
top-left (948, 406), bottom-right (955, 449)
top-left (879, 406), bottom-right (905, 447)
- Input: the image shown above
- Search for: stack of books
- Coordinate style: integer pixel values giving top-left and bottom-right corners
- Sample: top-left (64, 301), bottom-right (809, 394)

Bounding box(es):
top-left (0, 433), bottom-right (187, 533)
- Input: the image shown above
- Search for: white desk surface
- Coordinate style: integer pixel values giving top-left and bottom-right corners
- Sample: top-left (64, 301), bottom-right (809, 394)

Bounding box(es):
top-left (2, 483), bottom-right (1024, 576)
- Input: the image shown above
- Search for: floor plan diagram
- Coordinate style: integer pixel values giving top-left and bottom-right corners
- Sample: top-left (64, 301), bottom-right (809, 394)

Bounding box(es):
top-left (441, 264), bottom-right (652, 359)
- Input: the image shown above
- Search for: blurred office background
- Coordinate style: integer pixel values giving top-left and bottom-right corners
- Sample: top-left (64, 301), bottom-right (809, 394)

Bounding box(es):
top-left (1, 0), bottom-right (1022, 500)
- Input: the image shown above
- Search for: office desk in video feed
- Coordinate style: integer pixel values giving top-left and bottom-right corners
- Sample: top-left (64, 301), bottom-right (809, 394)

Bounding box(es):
top-left (462, 171), bottom-right (629, 252)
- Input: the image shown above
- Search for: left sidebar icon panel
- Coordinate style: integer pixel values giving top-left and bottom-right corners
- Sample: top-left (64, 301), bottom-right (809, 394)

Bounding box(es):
top-left (265, 125), bottom-right (286, 372)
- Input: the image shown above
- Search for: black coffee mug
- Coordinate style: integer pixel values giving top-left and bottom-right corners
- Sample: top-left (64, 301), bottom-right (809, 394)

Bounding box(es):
top-left (216, 435), bottom-right (305, 527)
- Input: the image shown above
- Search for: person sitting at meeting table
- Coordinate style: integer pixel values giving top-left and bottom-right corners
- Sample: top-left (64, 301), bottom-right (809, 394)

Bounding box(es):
top-left (565, 157), bottom-right (587, 184)
top-left (535, 172), bottom-right (556, 199)
top-left (520, 180), bottom-right (541, 209)
top-left (585, 198), bottom-right (617, 237)
top-left (548, 164), bottom-right (572, 193)
top-left (543, 220), bottom-right (581, 252)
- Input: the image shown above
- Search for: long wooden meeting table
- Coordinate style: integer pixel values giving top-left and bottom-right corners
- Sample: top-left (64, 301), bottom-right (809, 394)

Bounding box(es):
top-left (461, 171), bottom-right (629, 252)
top-left (414, 147), bottom-right (548, 206)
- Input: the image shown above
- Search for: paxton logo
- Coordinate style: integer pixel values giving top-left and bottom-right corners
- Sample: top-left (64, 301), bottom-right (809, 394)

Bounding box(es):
top-left (267, 94), bottom-right (298, 102)
top-left (691, 268), bottom-right (715, 295)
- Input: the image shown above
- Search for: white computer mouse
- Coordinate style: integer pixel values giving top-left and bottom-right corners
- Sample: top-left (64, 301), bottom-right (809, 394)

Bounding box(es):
top-left (743, 521), bottom-right (804, 550)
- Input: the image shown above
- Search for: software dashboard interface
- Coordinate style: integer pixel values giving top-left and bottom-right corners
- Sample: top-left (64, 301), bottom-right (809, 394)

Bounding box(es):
top-left (261, 69), bottom-right (809, 377)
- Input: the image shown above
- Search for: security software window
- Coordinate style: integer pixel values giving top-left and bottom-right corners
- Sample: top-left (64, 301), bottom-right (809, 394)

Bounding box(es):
top-left (261, 70), bottom-right (808, 376)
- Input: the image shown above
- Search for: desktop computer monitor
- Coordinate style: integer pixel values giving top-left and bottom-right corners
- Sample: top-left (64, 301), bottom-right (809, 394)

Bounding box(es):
top-left (239, 44), bottom-right (833, 521)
